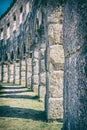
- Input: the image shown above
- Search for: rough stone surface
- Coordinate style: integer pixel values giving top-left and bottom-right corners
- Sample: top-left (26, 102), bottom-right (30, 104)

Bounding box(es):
top-left (45, 0), bottom-right (64, 121)
top-left (63, 0), bottom-right (87, 130)
top-left (0, 0), bottom-right (64, 122)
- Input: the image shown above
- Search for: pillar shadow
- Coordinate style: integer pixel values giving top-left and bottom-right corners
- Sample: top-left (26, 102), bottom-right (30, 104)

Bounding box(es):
top-left (0, 90), bottom-right (30, 94)
top-left (0, 84), bottom-right (39, 100)
top-left (0, 86), bottom-right (26, 89)
top-left (0, 94), bottom-right (39, 100)
top-left (0, 106), bottom-right (46, 121)
top-left (0, 84), bottom-right (45, 121)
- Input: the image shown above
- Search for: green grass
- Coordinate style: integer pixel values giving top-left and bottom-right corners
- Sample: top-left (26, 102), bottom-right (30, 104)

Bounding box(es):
top-left (0, 118), bottom-right (62, 130)
top-left (0, 83), bottom-right (63, 130)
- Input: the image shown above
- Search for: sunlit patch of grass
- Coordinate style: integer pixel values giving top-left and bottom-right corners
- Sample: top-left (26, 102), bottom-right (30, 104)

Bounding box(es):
top-left (0, 117), bottom-right (62, 130)
top-left (0, 83), bottom-right (63, 130)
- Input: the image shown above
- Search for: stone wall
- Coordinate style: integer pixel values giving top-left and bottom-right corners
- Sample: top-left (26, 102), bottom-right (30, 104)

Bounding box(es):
top-left (0, 0), bottom-right (64, 121)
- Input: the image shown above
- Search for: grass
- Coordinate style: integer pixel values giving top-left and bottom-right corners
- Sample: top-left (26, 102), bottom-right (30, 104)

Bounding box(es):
top-left (0, 83), bottom-right (62, 130)
top-left (0, 118), bottom-right (62, 130)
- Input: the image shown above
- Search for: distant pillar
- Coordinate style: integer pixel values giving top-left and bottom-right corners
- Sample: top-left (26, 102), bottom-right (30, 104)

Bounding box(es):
top-left (62, 0), bottom-right (87, 130)
top-left (19, 59), bottom-right (22, 85)
top-left (13, 60), bottom-right (16, 84)
top-left (1, 62), bottom-right (4, 82)
top-left (38, 34), bottom-right (41, 98)
top-left (31, 49), bottom-right (34, 91)
top-left (7, 60), bottom-right (10, 83)
top-left (25, 55), bottom-right (28, 87)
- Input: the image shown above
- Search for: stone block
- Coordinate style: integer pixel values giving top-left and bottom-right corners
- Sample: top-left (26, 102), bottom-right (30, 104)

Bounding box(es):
top-left (34, 75), bottom-right (38, 85)
top-left (41, 59), bottom-right (45, 73)
top-left (48, 98), bottom-right (63, 120)
top-left (48, 24), bottom-right (63, 45)
top-left (50, 45), bottom-right (64, 65)
top-left (41, 73), bottom-right (46, 86)
top-left (49, 71), bottom-right (63, 98)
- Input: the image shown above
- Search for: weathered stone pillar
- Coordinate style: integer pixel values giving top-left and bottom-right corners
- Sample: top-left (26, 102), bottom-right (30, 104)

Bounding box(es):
top-left (0, 64), bottom-right (1, 81)
top-left (25, 56), bottom-right (28, 87)
top-left (62, 1), bottom-right (87, 130)
top-left (13, 61), bottom-right (16, 84)
top-left (19, 44), bottom-right (22, 85)
top-left (1, 62), bottom-right (4, 82)
top-left (38, 34), bottom-right (41, 98)
top-left (45, 0), bottom-right (64, 121)
top-left (19, 59), bottom-right (22, 85)
top-left (31, 49), bottom-right (34, 91)
top-left (7, 63), bottom-right (10, 83)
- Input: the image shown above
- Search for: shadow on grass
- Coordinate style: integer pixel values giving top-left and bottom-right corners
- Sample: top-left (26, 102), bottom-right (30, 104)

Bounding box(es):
top-left (0, 95), bottom-right (39, 100)
top-left (0, 90), bottom-right (30, 94)
top-left (0, 84), bottom-right (39, 100)
top-left (0, 86), bottom-right (26, 89)
top-left (0, 84), bottom-right (45, 122)
top-left (0, 106), bottom-right (46, 121)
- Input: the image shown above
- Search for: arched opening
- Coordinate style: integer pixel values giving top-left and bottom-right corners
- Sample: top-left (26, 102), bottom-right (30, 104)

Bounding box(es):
top-left (10, 51), bottom-right (14, 63)
top-left (28, 33), bottom-right (32, 58)
top-left (28, 33), bottom-right (32, 45)
top-left (35, 18), bottom-right (39, 32)
top-left (39, 11), bottom-right (45, 35)
top-left (0, 28), bottom-right (3, 40)
top-left (13, 14), bottom-right (16, 31)
top-left (7, 22), bottom-right (10, 39)
top-left (19, 6), bottom-right (23, 24)
top-left (22, 43), bottom-right (26, 57)
top-left (42, 11), bottom-right (45, 25)
top-left (0, 56), bottom-right (1, 62)
top-left (16, 47), bottom-right (20, 60)
top-left (35, 18), bottom-right (39, 44)
top-left (4, 53), bottom-right (8, 62)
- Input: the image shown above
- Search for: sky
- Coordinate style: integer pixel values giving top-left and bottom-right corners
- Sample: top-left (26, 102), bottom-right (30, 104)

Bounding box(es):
top-left (0, 0), bottom-right (13, 16)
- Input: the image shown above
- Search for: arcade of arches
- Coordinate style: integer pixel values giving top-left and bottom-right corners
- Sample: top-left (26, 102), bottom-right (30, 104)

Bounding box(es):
top-left (0, 0), bottom-right (87, 130)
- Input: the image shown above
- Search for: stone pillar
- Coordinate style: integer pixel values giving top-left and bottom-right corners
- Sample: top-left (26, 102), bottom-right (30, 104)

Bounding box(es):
top-left (7, 63), bottom-right (10, 83)
top-left (38, 34), bottom-right (41, 98)
top-left (19, 59), bottom-right (22, 85)
top-left (45, 1), bottom-right (64, 121)
top-left (31, 49), bottom-right (34, 91)
top-left (62, 1), bottom-right (87, 130)
top-left (15, 57), bottom-right (20, 85)
top-left (25, 36), bottom-right (29, 87)
top-left (13, 61), bottom-right (16, 84)
top-left (25, 56), bottom-right (28, 87)
top-left (19, 44), bottom-right (22, 85)
top-left (26, 35), bottom-right (31, 88)
top-left (1, 62), bottom-right (4, 82)
top-left (0, 63), bottom-right (1, 81)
